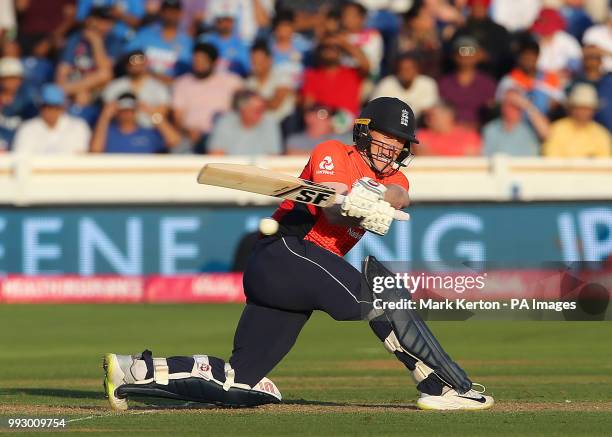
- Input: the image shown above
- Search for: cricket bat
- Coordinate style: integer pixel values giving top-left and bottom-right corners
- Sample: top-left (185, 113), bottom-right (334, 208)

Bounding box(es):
top-left (197, 163), bottom-right (410, 221)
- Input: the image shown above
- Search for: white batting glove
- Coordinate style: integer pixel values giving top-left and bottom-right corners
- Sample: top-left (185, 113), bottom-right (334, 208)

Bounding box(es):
top-left (341, 178), bottom-right (395, 236)
top-left (341, 178), bottom-right (387, 219)
top-left (360, 200), bottom-right (395, 236)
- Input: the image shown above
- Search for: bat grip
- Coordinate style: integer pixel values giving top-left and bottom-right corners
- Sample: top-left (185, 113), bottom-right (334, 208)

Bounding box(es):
top-left (334, 194), bottom-right (411, 221)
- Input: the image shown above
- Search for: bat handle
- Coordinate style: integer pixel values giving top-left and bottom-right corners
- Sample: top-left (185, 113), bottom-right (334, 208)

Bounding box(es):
top-left (334, 194), bottom-right (411, 221)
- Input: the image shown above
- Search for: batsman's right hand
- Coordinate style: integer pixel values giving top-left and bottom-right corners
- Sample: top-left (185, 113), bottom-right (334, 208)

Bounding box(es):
top-left (341, 178), bottom-right (395, 236)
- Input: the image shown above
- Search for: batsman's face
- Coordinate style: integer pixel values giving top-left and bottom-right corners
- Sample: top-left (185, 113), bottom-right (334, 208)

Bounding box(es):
top-left (369, 130), bottom-right (405, 171)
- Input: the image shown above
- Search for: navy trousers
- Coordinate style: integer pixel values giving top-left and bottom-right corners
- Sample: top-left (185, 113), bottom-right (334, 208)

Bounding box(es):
top-left (229, 236), bottom-right (379, 386)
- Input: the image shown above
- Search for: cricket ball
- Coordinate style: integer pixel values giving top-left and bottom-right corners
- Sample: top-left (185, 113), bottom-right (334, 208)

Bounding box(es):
top-left (259, 217), bottom-right (279, 235)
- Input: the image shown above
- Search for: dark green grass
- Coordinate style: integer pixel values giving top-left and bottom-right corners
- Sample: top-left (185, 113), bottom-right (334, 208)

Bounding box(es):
top-left (1, 304), bottom-right (611, 435)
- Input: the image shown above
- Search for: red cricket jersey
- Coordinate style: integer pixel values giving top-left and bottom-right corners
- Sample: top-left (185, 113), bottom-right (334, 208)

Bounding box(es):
top-left (271, 140), bottom-right (409, 256)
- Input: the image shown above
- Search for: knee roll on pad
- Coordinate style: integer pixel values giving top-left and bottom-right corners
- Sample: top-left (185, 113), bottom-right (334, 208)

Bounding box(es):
top-left (117, 354), bottom-right (282, 407)
top-left (363, 256), bottom-right (473, 394)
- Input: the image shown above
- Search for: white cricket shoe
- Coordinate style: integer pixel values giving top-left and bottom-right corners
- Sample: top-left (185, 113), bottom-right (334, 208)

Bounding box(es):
top-left (416, 385), bottom-right (494, 411)
top-left (103, 353), bottom-right (145, 411)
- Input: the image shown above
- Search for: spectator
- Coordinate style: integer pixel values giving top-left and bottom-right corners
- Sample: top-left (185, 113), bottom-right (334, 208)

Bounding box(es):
top-left (76, 0), bottom-right (146, 41)
top-left (199, 7), bottom-right (250, 76)
top-left (172, 42), bottom-right (243, 152)
top-left (126, 0), bottom-right (193, 81)
top-left (15, 0), bottom-right (76, 55)
top-left (205, 0), bottom-right (273, 44)
top-left (245, 42), bottom-right (296, 127)
top-left (316, 6), bottom-right (342, 39)
top-left (302, 34), bottom-right (369, 116)
top-left (56, 6), bottom-right (119, 98)
top-left (371, 51), bottom-right (438, 119)
top-left (416, 101), bottom-right (481, 156)
top-left (208, 89), bottom-right (282, 155)
top-left (561, 0), bottom-right (594, 41)
top-left (451, 0), bottom-right (512, 79)
top-left (543, 83), bottom-right (611, 157)
top-left (497, 36), bottom-right (564, 116)
top-left (102, 50), bottom-right (171, 128)
top-left (340, 1), bottom-right (384, 79)
top-left (438, 36), bottom-right (496, 128)
top-left (569, 45), bottom-right (612, 132)
top-left (0, 36), bottom-right (55, 89)
top-left (91, 92), bottom-right (180, 153)
top-left (0, 57), bottom-right (37, 151)
top-left (396, 0), bottom-right (442, 78)
top-left (18, 37), bottom-right (55, 89)
top-left (12, 84), bottom-right (91, 154)
top-left (269, 10), bottom-right (311, 86)
top-left (286, 103), bottom-right (352, 155)
top-left (482, 88), bottom-right (549, 157)
top-left (530, 8), bottom-right (582, 78)
top-left (582, 11), bottom-right (612, 73)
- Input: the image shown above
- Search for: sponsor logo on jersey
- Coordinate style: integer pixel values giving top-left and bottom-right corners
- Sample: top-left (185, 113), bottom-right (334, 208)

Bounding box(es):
top-left (400, 109), bottom-right (410, 127)
top-left (347, 227), bottom-right (363, 239)
top-left (317, 156), bottom-right (335, 175)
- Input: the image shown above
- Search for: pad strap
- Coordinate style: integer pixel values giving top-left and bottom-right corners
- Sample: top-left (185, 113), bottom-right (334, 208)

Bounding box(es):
top-left (382, 331), bottom-right (435, 384)
top-left (153, 357), bottom-right (169, 385)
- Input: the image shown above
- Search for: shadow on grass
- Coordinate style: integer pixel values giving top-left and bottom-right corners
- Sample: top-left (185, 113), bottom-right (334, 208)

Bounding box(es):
top-left (284, 399), bottom-right (418, 410)
top-left (0, 388), bottom-right (101, 400)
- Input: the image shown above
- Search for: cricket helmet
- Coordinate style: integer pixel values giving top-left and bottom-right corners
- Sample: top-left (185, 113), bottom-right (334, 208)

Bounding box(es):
top-left (353, 97), bottom-right (418, 176)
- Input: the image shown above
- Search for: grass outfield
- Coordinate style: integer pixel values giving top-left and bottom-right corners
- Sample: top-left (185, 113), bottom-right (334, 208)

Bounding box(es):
top-left (1, 304), bottom-right (611, 435)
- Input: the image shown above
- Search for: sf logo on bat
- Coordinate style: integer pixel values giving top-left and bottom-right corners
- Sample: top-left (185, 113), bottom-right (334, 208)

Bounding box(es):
top-left (294, 188), bottom-right (334, 206)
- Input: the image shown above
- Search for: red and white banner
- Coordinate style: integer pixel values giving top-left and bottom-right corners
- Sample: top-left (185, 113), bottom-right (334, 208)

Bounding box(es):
top-left (145, 274), bottom-right (244, 303)
top-left (0, 276), bottom-right (145, 303)
top-left (0, 274), bottom-right (245, 304)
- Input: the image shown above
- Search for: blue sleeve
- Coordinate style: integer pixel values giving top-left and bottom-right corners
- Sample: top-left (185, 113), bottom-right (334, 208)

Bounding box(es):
top-left (181, 35), bottom-right (194, 61)
top-left (239, 44), bottom-right (251, 74)
top-left (228, 42), bottom-right (251, 76)
top-left (174, 35), bottom-right (194, 77)
top-left (105, 35), bottom-right (125, 60)
top-left (61, 34), bottom-right (80, 65)
top-left (123, 35), bottom-right (140, 52)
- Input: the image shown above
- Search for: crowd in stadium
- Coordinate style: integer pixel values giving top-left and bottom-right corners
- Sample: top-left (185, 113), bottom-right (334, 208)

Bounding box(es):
top-left (0, 0), bottom-right (611, 157)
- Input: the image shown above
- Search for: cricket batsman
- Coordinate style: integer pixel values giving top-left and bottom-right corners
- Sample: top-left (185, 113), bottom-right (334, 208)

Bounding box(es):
top-left (103, 97), bottom-right (494, 411)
